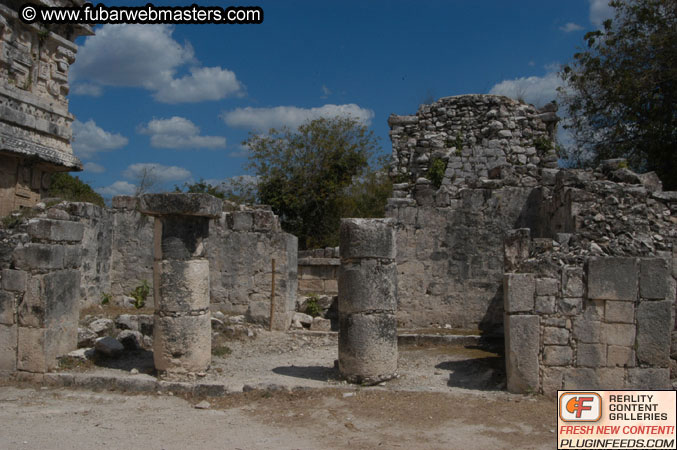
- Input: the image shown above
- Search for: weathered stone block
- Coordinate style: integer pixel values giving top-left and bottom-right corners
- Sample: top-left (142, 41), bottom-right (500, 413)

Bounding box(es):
top-left (1, 269), bottom-right (27, 292)
top-left (543, 345), bottom-right (573, 366)
top-left (156, 260), bottom-right (210, 312)
top-left (562, 266), bottom-right (584, 297)
top-left (536, 278), bottom-right (558, 296)
top-left (338, 260), bottom-right (397, 314)
top-left (607, 345), bottom-right (634, 367)
top-left (159, 216), bottom-right (209, 260)
top-left (560, 297), bottom-right (583, 315)
top-left (138, 193), bottom-right (222, 218)
top-left (324, 279), bottom-right (338, 294)
top-left (602, 323), bottom-right (635, 347)
top-left (535, 295), bottom-right (556, 314)
top-left (505, 314), bottom-right (539, 393)
top-left (339, 219), bottom-right (396, 260)
top-left (639, 258), bottom-right (668, 299)
top-left (543, 327), bottom-right (569, 345)
top-left (587, 257), bottom-right (637, 301)
top-left (17, 327), bottom-right (47, 373)
top-left (252, 210), bottom-right (276, 231)
top-left (636, 301), bottom-right (671, 367)
top-left (577, 343), bottom-right (606, 367)
top-left (298, 279), bottom-right (324, 293)
top-left (18, 271), bottom-right (79, 328)
top-left (604, 301), bottom-right (634, 323)
top-left (27, 219), bottom-right (84, 242)
top-left (541, 367), bottom-right (563, 396)
top-left (338, 313), bottom-right (398, 383)
top-left (563, 368), bottom-right (625, 390)
top-left (228, 211), bottom-right (253, 231)
top-left (63, 245), bottom-right (82, 268)
top-left (154, 314), bottom-right (211, 373)
top-left (573, 318), bottom-right (602, 344)
top-left (503, 273), bottom-right (535, 313)
top-left (0, 290), bottom-right (15, 325)
top-left (0, 324), bottom-right (17, 372)
top-left (626, 368), bottom-right (670, 389)
top-left (12, 244), bottom-right (64, 271)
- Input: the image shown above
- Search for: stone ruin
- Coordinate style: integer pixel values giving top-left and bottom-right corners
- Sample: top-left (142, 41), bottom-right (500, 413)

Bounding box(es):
top-left (0, 1), bottom-right (91, 217)
top-left (386, 94), bottom-right (676, 392)
top-left (0, 4), bottom-right (674, 391)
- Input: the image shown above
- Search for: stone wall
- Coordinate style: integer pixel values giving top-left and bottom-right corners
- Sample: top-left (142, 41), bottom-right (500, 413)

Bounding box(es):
top-left (0, 1), bottom-right (92, 217)
top-left (503, 167), bottom-right (677, 393)
top-left (387, 94), bottom-right (559, 331)
top-left (297, 247), bottom-right (339, 296)
top-left (0, 212), bottom-right (83, 375)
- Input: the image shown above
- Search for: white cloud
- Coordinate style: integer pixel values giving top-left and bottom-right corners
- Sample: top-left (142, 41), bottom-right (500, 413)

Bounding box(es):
top-left (488, 67), bottom-right (562, 108)
top-left (97, 181), bottom-right (136, 197)
top-left (138, 117), bottom-right (227, 149)
top-left (72, 83), bottom-right (103, 97)
top-left (228, 143), bottom-right (250, 158)
top-left (321, 85), bottom-right (331, 99)
top-left (221, 104), bottom-right (375, 131)
top-left (123, 163), bottom-right (192, 183)
top-left (72, 119), bottom-right (128, 159)
top-left (83, 162), bottom-right (105, 173)
top-left (70, 24), bottom-right (244, 103)
top-left (560, 22), bottom-right (583, 32)
top-left (589, 0), bottom-right (614, 26)
top-left (153, 67), bottom-right (243, 103)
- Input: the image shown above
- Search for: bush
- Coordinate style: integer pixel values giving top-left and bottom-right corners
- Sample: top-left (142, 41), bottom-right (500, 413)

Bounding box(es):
top-left (49, 172), bottom-right (104, 207)
top-left (304, 295), bottom-right (322, 317)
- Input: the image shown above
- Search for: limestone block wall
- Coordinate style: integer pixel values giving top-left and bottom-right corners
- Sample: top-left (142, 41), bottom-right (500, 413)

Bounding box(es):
top-left (386, 94), bottom-right (559, 331)
top-left (505, 242), bottom-right (675, 394)
top-left (207, 206), bottom-right (297, 329)
top-left (297, 247), bottom-right (339, 296)
top-left (0, 215), bottom-right (83, 375)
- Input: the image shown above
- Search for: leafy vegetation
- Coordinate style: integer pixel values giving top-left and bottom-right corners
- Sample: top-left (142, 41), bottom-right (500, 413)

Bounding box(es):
top-left (101, 292), bottom-right (111, 305)
top-left (244, 116), bottom-right (390, 249)
top-left (49, 172), bottom-right (105, 207)
top-left (304, 295), bottom-right (323, 317)
top-left (533, 136), bottom-right (553, 152)
top-left (428, 157), bottom-right (447, 189)
top-left (129, 280), bottom-right (150, 309)
top-left (559, 0), bottom-right (677, 189)
top-left (175, 177), bottom-right (257, 205)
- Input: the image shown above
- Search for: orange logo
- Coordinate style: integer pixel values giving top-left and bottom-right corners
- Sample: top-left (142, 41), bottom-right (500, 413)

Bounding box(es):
top-left (559, 392), bottom-right (602, 422)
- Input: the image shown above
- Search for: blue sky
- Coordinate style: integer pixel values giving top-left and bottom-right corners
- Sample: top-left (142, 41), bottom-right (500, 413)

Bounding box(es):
top-left (67, 0), bottom-right (615, 198)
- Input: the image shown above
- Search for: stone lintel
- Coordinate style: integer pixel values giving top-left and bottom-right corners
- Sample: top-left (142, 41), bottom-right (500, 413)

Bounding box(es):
top-left (139, 193), bottom-right (222, 218)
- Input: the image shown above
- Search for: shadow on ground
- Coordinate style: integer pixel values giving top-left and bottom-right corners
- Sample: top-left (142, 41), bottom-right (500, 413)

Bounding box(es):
top-left (93, 349), bottom-right (156, 375)
top-left (272, 365), bottom-right (337, 382)
top-left (435, 351), bottom-right (505, 390)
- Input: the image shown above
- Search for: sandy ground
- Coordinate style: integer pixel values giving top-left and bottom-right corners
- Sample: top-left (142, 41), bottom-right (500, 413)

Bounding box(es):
top-left (0, 329), bottom-right (558, 449)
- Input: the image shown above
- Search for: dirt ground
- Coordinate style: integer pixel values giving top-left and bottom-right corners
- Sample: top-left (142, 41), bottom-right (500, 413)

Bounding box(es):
top-left (0, 329), bottom-right (558, 449)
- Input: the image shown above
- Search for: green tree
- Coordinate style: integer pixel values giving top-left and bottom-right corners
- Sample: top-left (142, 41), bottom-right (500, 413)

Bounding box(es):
top-left (244, 116), bottom-right (388, 249)
top-left (49, 172), bottom-right (105, 207)
top-left (559, 0), bottom-right (677, 188)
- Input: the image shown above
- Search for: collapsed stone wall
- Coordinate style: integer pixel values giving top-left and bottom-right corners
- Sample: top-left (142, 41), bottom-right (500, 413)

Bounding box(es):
top-left (387, 94), bottom-right (559, 330)
top-left (504, 166), bottom-right (677, 393)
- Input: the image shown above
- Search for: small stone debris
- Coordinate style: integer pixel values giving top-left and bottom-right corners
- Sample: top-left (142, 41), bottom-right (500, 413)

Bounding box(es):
top-left (194, 401), bottom-right (211, 410)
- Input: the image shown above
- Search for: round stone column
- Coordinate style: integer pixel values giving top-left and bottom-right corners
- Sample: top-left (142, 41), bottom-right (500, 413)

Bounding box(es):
top-left (338, 218), bottom-right (398, 384)
top-left (139, 193), bottom-right (222, 375)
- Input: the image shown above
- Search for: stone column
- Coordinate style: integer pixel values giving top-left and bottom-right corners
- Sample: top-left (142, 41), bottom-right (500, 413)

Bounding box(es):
top-left (338, 218), bottom-right (398, 384)
top-left (139, 194), bottom-right (222, 375)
